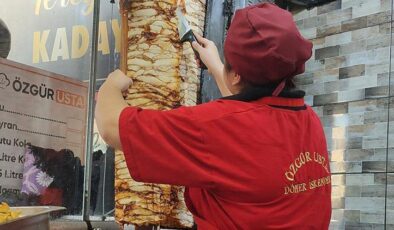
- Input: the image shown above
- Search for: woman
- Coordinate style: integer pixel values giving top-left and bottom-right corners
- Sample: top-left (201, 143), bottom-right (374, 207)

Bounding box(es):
top-left (96, 3), bottom-right (331, 229)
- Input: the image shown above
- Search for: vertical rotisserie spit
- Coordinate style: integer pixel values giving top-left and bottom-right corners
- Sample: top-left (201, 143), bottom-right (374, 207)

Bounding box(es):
top-left (115, 0), bottom-right (206, 228)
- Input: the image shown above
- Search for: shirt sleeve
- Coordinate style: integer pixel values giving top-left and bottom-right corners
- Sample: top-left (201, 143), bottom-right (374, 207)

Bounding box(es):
top-left (118, 106), bottom-right (214, 188)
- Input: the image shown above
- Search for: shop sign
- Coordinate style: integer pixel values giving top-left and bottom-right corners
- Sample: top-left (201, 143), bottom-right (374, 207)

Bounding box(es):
top-left (0, 0), bottom-right (120, 81)
top-left (0, 58), bottom-right (87, 195)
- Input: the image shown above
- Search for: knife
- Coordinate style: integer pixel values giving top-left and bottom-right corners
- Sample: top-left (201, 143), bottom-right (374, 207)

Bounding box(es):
top-left (176, 8), bottom-right (207, 70)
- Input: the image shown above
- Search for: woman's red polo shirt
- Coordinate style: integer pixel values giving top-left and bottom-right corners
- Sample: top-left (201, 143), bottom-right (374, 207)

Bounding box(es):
top-left (119, 96), bottom-right (332, 229)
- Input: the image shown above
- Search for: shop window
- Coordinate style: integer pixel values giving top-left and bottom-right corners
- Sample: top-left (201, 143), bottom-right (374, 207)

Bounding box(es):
top-left (0, 0), bottom-right (119, 223)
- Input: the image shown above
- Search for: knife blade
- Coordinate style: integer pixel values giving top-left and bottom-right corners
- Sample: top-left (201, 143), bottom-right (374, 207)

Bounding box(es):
top-left (176, 8), bottom-right (207, 69)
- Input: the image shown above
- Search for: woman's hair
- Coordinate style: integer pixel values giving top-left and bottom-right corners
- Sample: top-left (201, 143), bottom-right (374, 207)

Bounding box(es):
top-left (224, 60), bottom-right (251, 89)
top-left (224, 59), bottom-right (296, 90)
top-left (224, 60), bottom-right (232, 73)
top-left (223, 58), bottom-right (305, 101)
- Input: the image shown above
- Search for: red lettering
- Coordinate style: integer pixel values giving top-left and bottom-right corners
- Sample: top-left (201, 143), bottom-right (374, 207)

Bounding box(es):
top-left (56, 90), bottom-right (85, 108)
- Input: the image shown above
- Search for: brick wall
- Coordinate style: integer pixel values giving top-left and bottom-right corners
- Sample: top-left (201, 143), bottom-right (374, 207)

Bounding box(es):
top-left (293, 0), bottom-right (394, 229)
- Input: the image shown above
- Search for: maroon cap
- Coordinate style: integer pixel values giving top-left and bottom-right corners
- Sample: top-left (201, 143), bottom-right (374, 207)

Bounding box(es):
top-left (224, 3), bottom-right (313, 85)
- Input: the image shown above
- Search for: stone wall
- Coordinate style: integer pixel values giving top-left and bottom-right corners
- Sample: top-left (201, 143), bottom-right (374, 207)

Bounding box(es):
top-left (293, 0), bottom-right (394, 229)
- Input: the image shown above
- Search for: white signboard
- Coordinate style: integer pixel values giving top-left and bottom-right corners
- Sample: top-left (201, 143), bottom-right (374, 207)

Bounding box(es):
top-left (0, 58), bottom-right (87, 195)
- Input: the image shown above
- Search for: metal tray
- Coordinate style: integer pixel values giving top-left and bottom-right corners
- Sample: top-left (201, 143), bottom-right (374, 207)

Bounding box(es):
top-left (0, 206), bottom-right (65, 230)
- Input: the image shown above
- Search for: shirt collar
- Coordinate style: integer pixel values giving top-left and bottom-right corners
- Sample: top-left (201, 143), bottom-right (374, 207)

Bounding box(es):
top-left (254, 96), bottom-right (305, 107)
top-left (221, 86), bottom-right (305, 103)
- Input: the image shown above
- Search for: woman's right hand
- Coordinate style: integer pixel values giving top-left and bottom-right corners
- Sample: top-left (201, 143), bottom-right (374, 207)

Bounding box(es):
top-left (192, 33), bottom-right (223, 75)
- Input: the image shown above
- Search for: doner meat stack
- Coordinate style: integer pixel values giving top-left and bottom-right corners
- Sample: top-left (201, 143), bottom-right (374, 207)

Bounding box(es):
top-left (115, 0), bottom-right (206, 228)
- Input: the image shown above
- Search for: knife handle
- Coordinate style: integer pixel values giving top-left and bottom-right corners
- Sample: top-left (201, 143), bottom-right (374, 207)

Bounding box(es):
top-left (184, 31), bottom-right (207, 70)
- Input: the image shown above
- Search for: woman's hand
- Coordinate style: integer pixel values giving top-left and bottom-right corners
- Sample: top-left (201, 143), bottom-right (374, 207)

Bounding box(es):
top-left (192, 33), bottom-right (223, 75)
top-left (192, 34), bottom-right (232, 96)
top-left (96, 69), bottom-right (131, 150)
top-left (105, 69), bottom-right (133, 92)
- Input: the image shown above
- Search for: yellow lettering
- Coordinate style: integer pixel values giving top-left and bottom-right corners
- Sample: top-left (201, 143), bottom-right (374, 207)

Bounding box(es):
top-left (51, 27), bottom-right (70, 61)
top-left (305, 152), bottom-right (312, 162)
top-left (285, 171), bottom-right (294, 182)
top-left (35, 0), bottom-right (42, 15)
top-left (44, 0), bottom-right (57, 10)
top-left (289, 163), bottom-right (296, 174)
top-left (285, 158), bottom-right (301, 182)
top-left (309, 176), bottom-right (331, 190)
top-left (70, 0), bottom-right (82, 4)
top-left (33, 30), bottom-right (50, 63)
top-left (323, 164), bottom-right (330, 174)
top-left (293, 184), bottom-right (299, 193)
top-left (313, 152), bottom-right (318, 163)
top-left (82, 0), bottom-right (94, 16)
top-left (295, 158), bottom-right (302, 169)
top-left (35, 0), bottom-right (57, 15)
top-left (98, 21), bottom-right (110, 55)
top-left (284, 183), bottom-right (307, 195)
top-left (111, 19), bottom-right (121, 53)
top-left (299, 153), bottom-right (306, 165)
top-left (309, 180), bottom-right (316, 189)
top-left (297, 183), bottom-right (306, 193)
top-left (285, 186), bottom-right (291, 195)
top-left (321, 155), bottom-right (326, 165)
top-left (36, 0), bottom-right (92, 16)
top-left (301, 183), bottom-right (307, 191)
top-left (285, 177), bottom-right (330, 195)
top-left (285, 152), bottom-right (330, 182)
top-left (61, 0), bottom-right (70, 7)
top-left (317, 178), bottom-right (323, 187)
top-left (72, 25), bottom-right (89, 59)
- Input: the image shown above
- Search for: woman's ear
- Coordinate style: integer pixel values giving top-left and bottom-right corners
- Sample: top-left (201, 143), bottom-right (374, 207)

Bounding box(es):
top-left (232, 73), bottom-right (242, 86)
